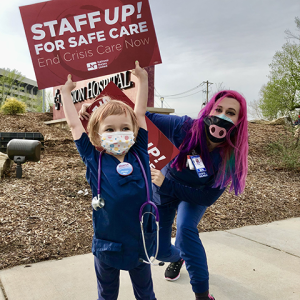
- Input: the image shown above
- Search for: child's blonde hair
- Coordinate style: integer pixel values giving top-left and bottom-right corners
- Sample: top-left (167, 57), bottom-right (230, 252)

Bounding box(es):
top-left (87, 99), bottom-right (139, 147)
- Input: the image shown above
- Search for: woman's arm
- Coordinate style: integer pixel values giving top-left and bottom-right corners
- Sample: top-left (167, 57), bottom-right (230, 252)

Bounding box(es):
top-left (132, 61), bottom-right (148, 130)
top-left (60, 75), bottom-right (85, 140)
top-left (151, 169), bottom-right (225, 206)
top-left (146, 112), bottom-right (191, 148)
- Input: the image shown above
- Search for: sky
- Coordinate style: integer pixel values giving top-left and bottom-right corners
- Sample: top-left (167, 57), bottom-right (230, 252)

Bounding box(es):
top-left (0, 0), bottom-right (299, 119)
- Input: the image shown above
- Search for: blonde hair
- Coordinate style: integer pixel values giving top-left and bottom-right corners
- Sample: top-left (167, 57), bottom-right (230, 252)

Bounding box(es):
top-left (87, 99), bottom-right (139, 147)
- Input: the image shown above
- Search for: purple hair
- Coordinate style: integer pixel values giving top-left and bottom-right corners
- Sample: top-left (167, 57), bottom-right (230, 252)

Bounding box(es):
top-left (171, 90), bottom-right (248, 195)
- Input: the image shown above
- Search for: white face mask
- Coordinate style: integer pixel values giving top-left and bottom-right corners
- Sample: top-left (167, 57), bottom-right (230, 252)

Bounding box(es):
top-left (98, 131), bottom-right (135, 156)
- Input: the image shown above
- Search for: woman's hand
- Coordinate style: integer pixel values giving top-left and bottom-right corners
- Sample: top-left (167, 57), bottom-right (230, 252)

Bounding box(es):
top-left (78, 103), bottom-right (92, 120)
top-left (151, 168), bottom-right (165, 187)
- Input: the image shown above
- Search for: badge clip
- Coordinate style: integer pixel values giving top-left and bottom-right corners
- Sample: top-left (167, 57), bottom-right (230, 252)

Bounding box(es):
top-left (187, 155), bottom-right (195, 170)
top-left (190, 155), bottom-right (208, 178)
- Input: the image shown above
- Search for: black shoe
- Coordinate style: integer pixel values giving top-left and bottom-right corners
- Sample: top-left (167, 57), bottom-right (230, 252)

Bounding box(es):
top-left (195, 291), bottom-right (216, 300)
top-left (195, 291), bottom-right (215, 300)
top-left (164, 259), bottom-right (185, 281)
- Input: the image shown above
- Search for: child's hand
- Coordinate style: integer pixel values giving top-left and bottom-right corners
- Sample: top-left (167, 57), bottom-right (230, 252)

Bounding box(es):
top-left (79, 103), bottom-right (92, 120)
top-left (131, 61), bottom-right (148, 80)
top-left (151, 168), bottom-right (165, 187)
top-left (60, 74), bottom-right (76, 94)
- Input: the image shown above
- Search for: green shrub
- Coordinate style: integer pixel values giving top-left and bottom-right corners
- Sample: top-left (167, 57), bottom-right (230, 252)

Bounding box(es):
top-left (0, 97), bottom-right (26, 115)
top-left (267, 126), bottom-right (300, 170)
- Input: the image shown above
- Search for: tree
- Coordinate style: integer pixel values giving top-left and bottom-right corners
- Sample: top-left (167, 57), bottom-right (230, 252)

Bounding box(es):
top-left (0, 68), bottom-right (25, 106)
top-left (259, 80), bottom-right (289, 120)
top-left (259, 42), bottom-right (300, 120)
top-left (211, 82), bottom-right (227, 94)
top-left (45, 90), bottom-right (53, 112)
top-left (285, 17), bottom-right (300, 42)
top-left (21, 92), bottom-right (43, 112)
top-left (0, 68), bottom-right (43, 112)
top-left (206, 82), bottom-right (226, 100)
top-left (247, 98), bottom-right (264, 120)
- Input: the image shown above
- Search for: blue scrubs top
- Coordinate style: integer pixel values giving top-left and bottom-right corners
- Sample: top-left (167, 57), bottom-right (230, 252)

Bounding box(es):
top-left (75, 128), bottom-right (155, 270)
top-left (145, 112), bottom-right (225, 207)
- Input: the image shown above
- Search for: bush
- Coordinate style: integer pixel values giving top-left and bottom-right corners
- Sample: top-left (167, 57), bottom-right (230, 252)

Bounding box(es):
top-left (267, 126), bottom-right (300, 170)
top-left (0, 97), bottom-right (26, 115)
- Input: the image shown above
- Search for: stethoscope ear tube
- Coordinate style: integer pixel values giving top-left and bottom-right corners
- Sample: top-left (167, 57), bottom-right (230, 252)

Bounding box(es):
top-left (140, 217), bottom-right (164, 266)
top-left (139, 201), bottom-right (159, 222)
top-left (132, 151), bottom-right (164, 266)
top-left (138, 258), bottom-right (165, 266)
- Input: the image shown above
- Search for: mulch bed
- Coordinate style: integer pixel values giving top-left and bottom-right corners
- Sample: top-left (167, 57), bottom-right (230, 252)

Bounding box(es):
top-left (0, 113), bottom-right (299, 270)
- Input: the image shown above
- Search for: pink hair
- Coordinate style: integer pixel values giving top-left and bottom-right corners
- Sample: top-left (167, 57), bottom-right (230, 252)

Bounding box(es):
top-left (171, 90), bottom-right (248, 195)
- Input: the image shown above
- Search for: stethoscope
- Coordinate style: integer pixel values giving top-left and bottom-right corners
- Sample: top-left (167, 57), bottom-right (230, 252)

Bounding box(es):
top-left (92, 150), bottom-right (164, 266)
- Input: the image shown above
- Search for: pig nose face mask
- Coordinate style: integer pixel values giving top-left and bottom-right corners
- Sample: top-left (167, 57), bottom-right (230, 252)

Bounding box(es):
top-left (204, 114), bottom-right (236, 143)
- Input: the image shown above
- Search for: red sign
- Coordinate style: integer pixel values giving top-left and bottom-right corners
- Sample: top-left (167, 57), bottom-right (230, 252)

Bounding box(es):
top-left (81, 82), bottom-right (179, 170)
top-left (19, 0), bottom-right (162, 89)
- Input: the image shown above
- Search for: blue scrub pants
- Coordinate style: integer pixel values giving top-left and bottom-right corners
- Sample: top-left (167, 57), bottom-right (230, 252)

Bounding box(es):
top-left (156, 200), bottom-right (209, 294)
top-left (94, 256), bottom-right (156, 300)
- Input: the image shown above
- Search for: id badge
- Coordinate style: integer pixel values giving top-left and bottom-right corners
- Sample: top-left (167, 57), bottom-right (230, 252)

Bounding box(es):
top-left (190, 155), bottom-right (208, 178)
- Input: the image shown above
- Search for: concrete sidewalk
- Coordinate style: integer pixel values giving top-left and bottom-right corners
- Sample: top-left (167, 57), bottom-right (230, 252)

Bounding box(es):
top-left (1, 218), bottom-right (300, 300)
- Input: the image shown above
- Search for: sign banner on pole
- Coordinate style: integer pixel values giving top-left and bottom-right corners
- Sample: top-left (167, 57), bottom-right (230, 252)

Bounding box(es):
top-left (19, 0), bottom-right (162, 89)
top-left (80, 82), bottom-right (179, 170)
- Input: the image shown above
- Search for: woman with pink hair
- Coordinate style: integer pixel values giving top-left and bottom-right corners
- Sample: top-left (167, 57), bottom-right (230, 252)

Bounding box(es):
top-left (148, 90), bottom-right (248, 300)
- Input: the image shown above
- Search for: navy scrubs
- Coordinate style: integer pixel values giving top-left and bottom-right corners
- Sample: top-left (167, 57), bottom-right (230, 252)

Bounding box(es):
top-left (146, 112), bottom-right (225, 294)
top-left (75, 128), bottom-right (156, 300)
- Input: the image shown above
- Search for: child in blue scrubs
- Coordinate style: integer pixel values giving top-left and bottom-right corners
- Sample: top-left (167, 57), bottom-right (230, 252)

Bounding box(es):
top-left (60, 61), bottom-right (157, 300)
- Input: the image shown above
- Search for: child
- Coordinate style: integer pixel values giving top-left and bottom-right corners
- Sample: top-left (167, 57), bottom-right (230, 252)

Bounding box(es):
top-left (60, 61), bottom-right (157, 300)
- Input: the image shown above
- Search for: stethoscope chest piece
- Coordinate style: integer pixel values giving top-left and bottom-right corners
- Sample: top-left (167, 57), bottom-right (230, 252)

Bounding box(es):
top-left (92, 195), bottom-right (105, 210)
top-left (98, 197), bottom-right (105, 208)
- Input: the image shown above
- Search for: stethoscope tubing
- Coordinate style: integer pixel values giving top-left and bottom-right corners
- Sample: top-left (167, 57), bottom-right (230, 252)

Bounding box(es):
top-left (132, 151), bottom-right (159, 222)
top-left (96, 149), bottom-right (162, 265)
top-left (140, 217), bottom-right (160, 265)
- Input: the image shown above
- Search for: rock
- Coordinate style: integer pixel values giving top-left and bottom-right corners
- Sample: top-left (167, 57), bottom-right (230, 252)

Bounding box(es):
top-left (268, 116), bottom-right (293, 125)
top-left (0, 152), bottom-right (13, 177)
top-left (249, 116), bottom-right (293, 125)
top-left (249, 119), bottom-right (269, 124)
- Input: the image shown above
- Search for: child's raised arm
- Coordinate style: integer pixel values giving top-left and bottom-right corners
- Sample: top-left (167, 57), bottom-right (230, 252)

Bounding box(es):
top-left (132, 61), bottom-right (148, 130)
top-left (60, 75), bottom-right (85, 140)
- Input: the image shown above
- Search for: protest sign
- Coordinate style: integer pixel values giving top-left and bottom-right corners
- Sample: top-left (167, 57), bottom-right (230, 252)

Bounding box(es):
top-left (19, 0), bottom-right (161, 89)
top-left (80, 82), bottom-right (179, 170)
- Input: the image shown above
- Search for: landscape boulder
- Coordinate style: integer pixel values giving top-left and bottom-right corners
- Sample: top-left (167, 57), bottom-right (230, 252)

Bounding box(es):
top-left (249, 116), bottom-right (293, 125)
top-left (0, 152), bottom-right (13, 178)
